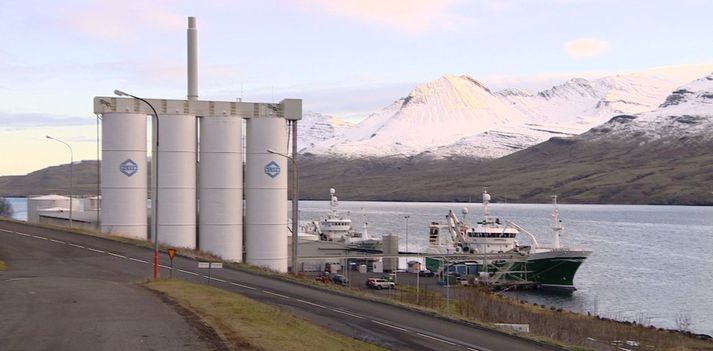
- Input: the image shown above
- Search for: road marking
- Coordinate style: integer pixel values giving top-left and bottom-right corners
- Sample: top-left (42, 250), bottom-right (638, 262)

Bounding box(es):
top-left (332, 309), bottom-right (364, 319)
top-left (106, 252), bottom-right (126, 258)
top-left (262, 290), bottom-right (289, 299)
top-left (230, 282), bottom-right (256, 290)
top-left (68, 243), bottom-right (85, 249)
top-left (50, 239), bottom-right (66, 244)
top-left (127, 257), bottom-right (148, 264)
top-left (87, 248), bottom-right (105, 254)
top-left (296, 299), bottom-right (327, 309)
top-left (31, 235), bottom-right (48, 240)
top-left (159, 264), bottom-right (171, 269)
top-left (416, 332), bottom-right (456, 346)
top-left (211, 278), bottom-right (227, 283)
top-left (468, 347), bottom-right (483, 351)
top-left (14, 232), bottom-right (31, 237)
top-left (0, 228), bottom-right (12, 233)
top-left (178, 269), bottom-right (199, 276)
top-left (372, 320), bottom-right (410, 332)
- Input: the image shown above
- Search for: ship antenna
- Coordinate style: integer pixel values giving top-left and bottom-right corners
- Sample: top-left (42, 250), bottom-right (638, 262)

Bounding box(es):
top-left (551, 195), bottom-right (563, 249)
top-left (482, 187), bottom-right (491, 223)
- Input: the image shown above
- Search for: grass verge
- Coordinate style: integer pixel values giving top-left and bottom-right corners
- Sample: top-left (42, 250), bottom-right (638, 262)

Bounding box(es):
top-left (144, 279), bottom-right (385, 351)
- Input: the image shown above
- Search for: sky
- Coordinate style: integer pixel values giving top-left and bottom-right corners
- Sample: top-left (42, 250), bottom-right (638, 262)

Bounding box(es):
top-left (1, 0), bottom-right (713, 176)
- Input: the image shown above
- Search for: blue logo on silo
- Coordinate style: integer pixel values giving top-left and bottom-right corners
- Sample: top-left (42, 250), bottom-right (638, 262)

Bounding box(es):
top-left (120, 159), bottom-right (138, 177)
top-left (264, 161), bottom-right (280, 178)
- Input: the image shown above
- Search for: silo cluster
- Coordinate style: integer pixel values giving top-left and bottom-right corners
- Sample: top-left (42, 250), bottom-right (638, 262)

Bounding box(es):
top-left (95, 17), bottom-right (300, 273)
top-left (100, 113), bottom-right (293, 272)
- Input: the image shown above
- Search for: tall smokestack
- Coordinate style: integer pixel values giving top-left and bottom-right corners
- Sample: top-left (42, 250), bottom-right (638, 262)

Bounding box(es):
top-left (187, 17), bottom-right (198, 101)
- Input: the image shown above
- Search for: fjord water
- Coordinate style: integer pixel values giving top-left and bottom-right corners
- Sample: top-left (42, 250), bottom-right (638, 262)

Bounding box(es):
top-left (7, 197), bottom-right (712, 334)
top-left (300, 200), bottom-right (713, 335)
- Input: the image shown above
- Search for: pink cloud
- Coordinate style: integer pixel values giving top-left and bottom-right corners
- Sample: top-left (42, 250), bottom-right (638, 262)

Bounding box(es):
top-left (57, 0), bottom-right (184, 43)
top-left (289, 0), bottom-right (472, 35)
top-left (563, 37), bottom-right (611, 59)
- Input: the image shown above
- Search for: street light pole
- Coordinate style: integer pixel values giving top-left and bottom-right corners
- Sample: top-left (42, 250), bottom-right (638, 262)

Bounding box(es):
top-left (404, 215), bottom-right (410, 252)
top-left (267, 140), bottom-right (299, 276)
top-left (114, 89), bottom-right (161, 280)
top-left (46, 136), bottom-right (73, 228)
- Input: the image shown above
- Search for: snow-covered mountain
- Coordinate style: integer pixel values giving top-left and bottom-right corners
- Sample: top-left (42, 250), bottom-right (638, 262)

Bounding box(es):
top-left (297, 112), bottom-right (353, 151)
top-left (584, 73), bottom-right (713, 142)
top-left (298, 71), bottom-right (710, 159)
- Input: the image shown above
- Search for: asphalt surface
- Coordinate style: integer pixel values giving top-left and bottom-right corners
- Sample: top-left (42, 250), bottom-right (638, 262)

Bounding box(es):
top-left (0, 220), bottom-right (563, 351)
top-left (0, 222), bottom-right (211, 350)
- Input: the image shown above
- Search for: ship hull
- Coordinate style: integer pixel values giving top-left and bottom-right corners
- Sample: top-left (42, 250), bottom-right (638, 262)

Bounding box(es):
top-left (492, 249), bottom-right (591, 291)
top-left (427, 249), bottom-right (591, 292)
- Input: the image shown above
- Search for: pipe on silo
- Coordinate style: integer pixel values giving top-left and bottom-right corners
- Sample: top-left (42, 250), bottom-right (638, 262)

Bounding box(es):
top-left (101, 112), bottom-right (148, 239)
top-left (245, 117), bottom-right (288, 272)
top-left (199, 116), bottom-right (243, 261)
top-left (157, 114), bottom-right (197, 248)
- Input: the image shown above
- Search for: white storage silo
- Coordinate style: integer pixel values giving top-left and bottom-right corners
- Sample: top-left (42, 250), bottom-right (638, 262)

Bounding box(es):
top-left (245, 117), bottom-right (288, 272)
top-left (27, 195), bottom-right (75, 223)
top-left (382, 234), bottom-right (399, 272)
top-left (198, 116), bottom-right (242, 261)
top-left (157, 114), bottom-right (197, 248)
top-left (85, 196), bottom-right (101, 211)
top-left (101, 112), bottom-right (148, 239)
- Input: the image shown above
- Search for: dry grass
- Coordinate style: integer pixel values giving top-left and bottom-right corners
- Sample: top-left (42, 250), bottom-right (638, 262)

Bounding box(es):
top-left (439, 287), bottom-right (713, 351)
top-left (145, 279), bottom-right (385, 351)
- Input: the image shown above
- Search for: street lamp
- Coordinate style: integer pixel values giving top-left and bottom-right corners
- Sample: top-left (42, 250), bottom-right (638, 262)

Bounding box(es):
top-left (46, 136), bottom-right (73, 228)
top-left (114, 89), bottom-right (161, 280)
top-left (267, 147), bottom-right (299, 275)
top-left (404, 215), bottom-right (410, 252)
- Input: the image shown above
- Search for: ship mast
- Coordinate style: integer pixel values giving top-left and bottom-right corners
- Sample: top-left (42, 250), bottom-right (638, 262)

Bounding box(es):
top-left (482, 188), bottom-right (490, 278)
top-left (329, 188), bottom-right (338, 218)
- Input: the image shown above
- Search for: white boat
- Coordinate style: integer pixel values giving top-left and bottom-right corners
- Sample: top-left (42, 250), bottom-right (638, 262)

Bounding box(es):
top-left (300, 188), bottom-right (382, 250)
top-left (426, 189), bottom-right (592, 291)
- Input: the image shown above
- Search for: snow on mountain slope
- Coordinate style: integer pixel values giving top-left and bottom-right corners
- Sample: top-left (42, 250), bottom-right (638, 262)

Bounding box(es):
top-left (585, 73), bottom-right (713, 142)
top-left (309, 75), bottom-right (528, 156)
top-left (497, 74), bottom-right (678, 132)
top-left (298, 112), bottom-right (353, 151)
top-left (301, 70), bottom-right (710, 159)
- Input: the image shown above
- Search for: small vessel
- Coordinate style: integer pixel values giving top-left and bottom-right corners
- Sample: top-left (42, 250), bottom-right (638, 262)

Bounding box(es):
top-left (301, 188), bottom-right (382, 251)
top-left (426, 189), bottom-right (591, 291)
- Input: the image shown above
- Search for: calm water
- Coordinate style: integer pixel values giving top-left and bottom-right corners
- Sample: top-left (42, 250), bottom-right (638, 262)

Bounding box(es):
top-left (6, 197), bottom-right (712, 334)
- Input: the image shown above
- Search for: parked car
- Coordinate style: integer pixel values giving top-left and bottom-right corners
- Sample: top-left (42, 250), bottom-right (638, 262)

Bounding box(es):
top-left (380, 274), bottom-right (396, 284)
top-left (331, 274), bottom-right (349, 286)
top-left (418, 269), bottom-right (435, 277)
top-left (366, 278), bottom-right (395, 289)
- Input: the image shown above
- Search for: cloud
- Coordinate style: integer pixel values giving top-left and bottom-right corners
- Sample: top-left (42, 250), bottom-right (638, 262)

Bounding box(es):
top-left (289, 0), bottom-right (471, 35)
top-left (563, 37), bottom-right (611, 59)
top-left (56, 0), bottom-right (184, 43)
top-left (0, 112), bottom-right (95, 131)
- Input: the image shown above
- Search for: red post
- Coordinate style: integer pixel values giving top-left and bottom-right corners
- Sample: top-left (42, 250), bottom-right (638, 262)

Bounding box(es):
top-left (153, 250), bottom-right (159, 279)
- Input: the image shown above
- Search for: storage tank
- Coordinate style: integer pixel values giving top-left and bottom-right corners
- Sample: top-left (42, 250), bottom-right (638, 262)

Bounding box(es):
top-left (27, 195), bottom-right (76, 223)
top-left (85, 196), bottom-right (101, 211)
top-left (245, 117), bottom-right (288, 272)
top-left (157, 114), bottom-right (197, 248)
top-left (198, 116), bottom-right (242, 261)
top-left (382, 234), bottom-right (399, 272)
top-left (101, 112), bottom-right (148, 239)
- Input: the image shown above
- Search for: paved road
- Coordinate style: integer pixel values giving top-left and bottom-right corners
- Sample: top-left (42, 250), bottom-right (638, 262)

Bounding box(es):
top-left (0, 222), bottom-right (212, 350)
top-left (0, 220), bottom-right (562, 351)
